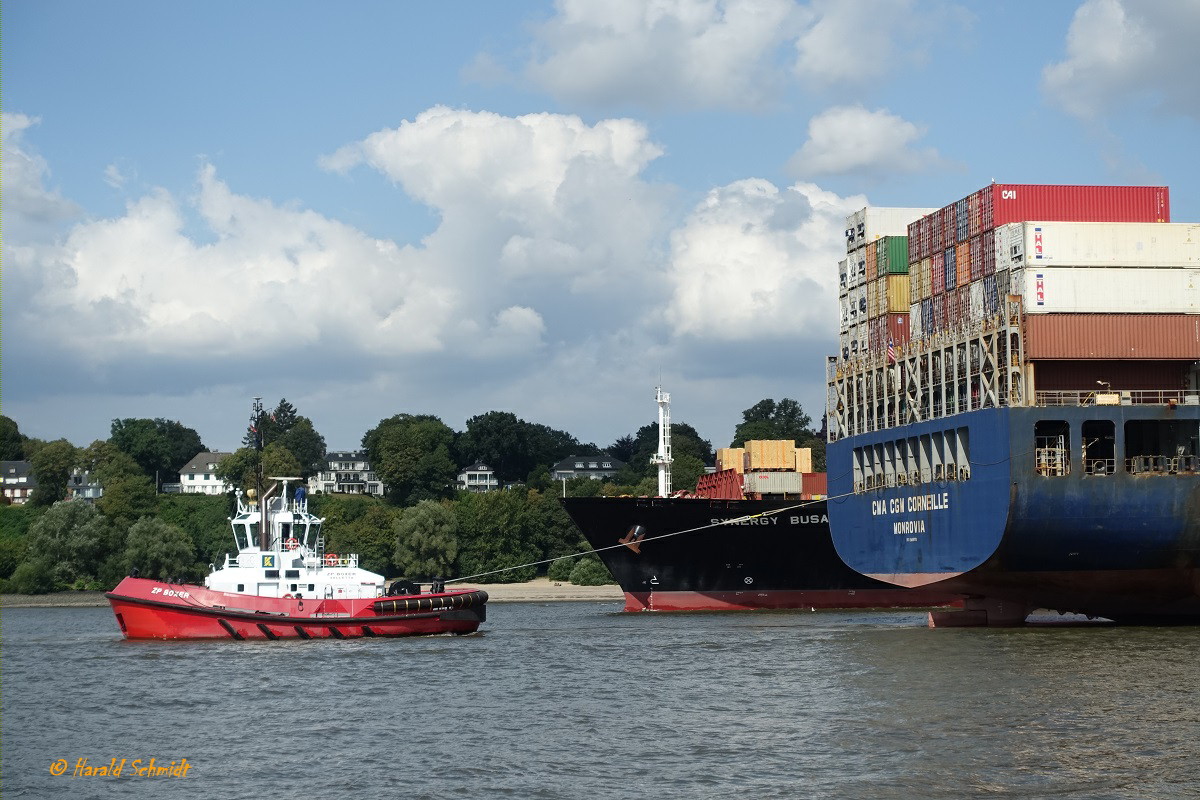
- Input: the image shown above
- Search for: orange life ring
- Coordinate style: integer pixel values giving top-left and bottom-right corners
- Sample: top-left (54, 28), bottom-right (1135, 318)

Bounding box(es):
top-left (283, 593), bottom-right (293, 599)
top-left (285, 537), bottom-right (300, 550)
top-left (324, 553), bottom-right (339, 566)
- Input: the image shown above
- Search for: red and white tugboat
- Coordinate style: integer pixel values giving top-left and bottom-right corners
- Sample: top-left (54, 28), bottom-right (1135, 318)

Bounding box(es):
top-left (106, 477), bottom-right (487, 640)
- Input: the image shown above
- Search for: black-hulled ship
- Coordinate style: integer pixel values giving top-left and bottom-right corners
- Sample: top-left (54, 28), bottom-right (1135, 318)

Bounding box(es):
top-left (561, 491), bottom-right (961, 612)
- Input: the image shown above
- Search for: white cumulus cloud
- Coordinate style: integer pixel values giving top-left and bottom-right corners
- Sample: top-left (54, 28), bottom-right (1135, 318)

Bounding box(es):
top-left (1043, 0), bottom-right (1200, 120)
top-left (786, 105), bottom-right (945, 178)
top-left (665, 179), bottom-right (860, 340)
top-left (515, 0), bottom-right (965, 110)
top-left (522, 0), bottom-right (804, 110)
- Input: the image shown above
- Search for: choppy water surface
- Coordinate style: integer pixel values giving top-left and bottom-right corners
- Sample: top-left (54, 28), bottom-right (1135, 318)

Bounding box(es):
top-left (3, 602), bottom-right (1198, 800)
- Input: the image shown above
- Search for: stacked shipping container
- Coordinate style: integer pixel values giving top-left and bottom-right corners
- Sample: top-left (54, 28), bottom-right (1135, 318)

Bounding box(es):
top-left (839, 207), bottom-right (934, 360)
top-left (895, 184), bottom-right (1176, 354)
top-left (836, 185), bottom-right (1200, 402)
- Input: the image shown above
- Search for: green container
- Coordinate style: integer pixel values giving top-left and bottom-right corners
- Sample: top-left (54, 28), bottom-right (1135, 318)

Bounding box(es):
top-left (877, 236), bottom-right (909, 275)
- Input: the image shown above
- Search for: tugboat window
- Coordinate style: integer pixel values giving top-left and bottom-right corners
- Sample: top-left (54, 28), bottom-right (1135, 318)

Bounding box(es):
top-left (237, 584), bottom-right (244, 592)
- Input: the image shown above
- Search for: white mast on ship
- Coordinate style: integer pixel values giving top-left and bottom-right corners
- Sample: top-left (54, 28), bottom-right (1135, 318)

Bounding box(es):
top-left (650, 386), bottom-right (673, 497)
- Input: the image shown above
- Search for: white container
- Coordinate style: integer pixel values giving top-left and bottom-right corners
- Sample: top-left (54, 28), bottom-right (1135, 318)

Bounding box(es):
top-left (909, 302), bottom-right (923, 339)
top-left (846, 207), bottom-right (936, 253)
top-left (1000, 222), bottom-right (1199, 268)
top-left (1016, 267), bottom-right (1200, 313)
top-left (969, 281), bottom-right (984, 322)
top-left (838, 258), bottom-right (849, 291)
top-left (743, 471), bottom-right (803, 495)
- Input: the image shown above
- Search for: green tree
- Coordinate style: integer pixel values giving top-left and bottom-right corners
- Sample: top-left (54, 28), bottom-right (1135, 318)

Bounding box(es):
top-left (547, 557), bottom-right (576, 582)
top-left (0, 416), bottom-right (26, 460)
top-left (731, 397), bottom-right (826, 471)
top-left (731, 398), bottom-right (812, 445)
top-left (670, 453), bottom-right (707, 495)
top-left (29, 439), bottom-right (77, 506)
top-left (608, 434), bottom-right (636, 464)
top-left (618, 422), bottom-right (714, 488)
top-left (0, 504), bottom-right (44, 579)
top-left (568, 555), bottom-right (615, 586)
top-left (123, 517), bottom-right (198, 581)
top-left (457, 411), bottom-right (530, 483)
top-left (243, 399), bottom-right (326, 478)
top-left (314, 495), bottom-right (400, 576)
top-left (363, 414), bottom-right (458, 505)
top-left (21, 500), bottom-right (122, 589)
top-left (525, 464), bottom-right (552, 492)
top-left (156, 494), bottom-right (236, 566)
top-left (452, 490), bottom-right (547, 582)
top-left (110, 418), bottom-right (206, 485)
top-left (213, 443), bottom-right (300, 495)
top-left (215, 447), bottom-right (259, 493)
top-left (96, 471), bottom-right (157, 528)
top-left (278, 418), bottom-right (326, 478)
top-left (394, 500), bottom-right (459, 580)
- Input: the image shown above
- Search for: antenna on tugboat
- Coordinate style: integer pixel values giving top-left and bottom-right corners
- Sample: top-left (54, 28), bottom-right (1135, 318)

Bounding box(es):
top-left (250, 397), bottom-right (270, 551)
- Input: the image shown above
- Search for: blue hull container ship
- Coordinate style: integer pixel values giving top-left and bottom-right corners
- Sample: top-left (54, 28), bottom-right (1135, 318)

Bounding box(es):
top-left (825, 184), bottom-right (1200, 625)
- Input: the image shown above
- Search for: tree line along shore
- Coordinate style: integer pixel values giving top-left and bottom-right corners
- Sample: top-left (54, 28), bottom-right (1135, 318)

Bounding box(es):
top-left (0, 398), bottom-right (824, 595)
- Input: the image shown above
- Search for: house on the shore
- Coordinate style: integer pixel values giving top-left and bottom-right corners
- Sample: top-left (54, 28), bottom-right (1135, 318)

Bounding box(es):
top-left (308, 451), bottom-right (384, 497)
top-left (1, 461), bottom-right (36, 505)
top-left (457, 462), bottom-right (500, 493)
top-left (178, 452), bottom-right (234, 495)
top-left (551, 454), bottom-right (624, 481)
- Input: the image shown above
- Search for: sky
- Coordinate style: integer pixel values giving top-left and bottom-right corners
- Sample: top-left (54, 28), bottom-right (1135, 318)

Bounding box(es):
top-left (4, 0), bottom-right (1199, 455)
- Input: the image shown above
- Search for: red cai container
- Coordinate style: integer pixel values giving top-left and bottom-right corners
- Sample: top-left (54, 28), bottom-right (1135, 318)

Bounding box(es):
top-left (987, 184), bottom-right (1170, 224)
top-left (931, 250), bottom-right (945, 296)
top-left (885, 312), bottom-right (910, 349)
top-left (969, 235), bottom-right (983, 281)
top-left (922, 216), bottom-right (933, 260)
top-left (982, 233), bottom-right (995, 276)
top-left (907, 220), bottom-right (920, 264)
top-left (931, 209), bottom-right (943, 252)
top-left (1024, 314), bottom-right (1200, 359)
top-left (942, 205), bottom-right (955, 245)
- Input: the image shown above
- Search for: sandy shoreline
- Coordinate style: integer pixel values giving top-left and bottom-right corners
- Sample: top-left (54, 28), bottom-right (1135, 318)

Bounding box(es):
top-left (1, 578), bottom-right (623, 609)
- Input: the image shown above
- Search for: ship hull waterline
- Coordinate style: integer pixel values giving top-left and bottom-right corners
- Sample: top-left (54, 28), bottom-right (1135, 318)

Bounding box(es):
top-left (561, 496), bottom-right (963, 612)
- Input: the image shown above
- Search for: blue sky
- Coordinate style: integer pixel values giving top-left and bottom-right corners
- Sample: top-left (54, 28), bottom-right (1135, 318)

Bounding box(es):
top-left (4, 0), bottom-right (1198, 456)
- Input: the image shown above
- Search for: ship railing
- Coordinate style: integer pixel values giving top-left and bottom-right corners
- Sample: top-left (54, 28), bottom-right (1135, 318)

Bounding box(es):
top-left (1036, 390), bottom-right (1200, 408)
top-left (306, 553), bottom-right (359, 569)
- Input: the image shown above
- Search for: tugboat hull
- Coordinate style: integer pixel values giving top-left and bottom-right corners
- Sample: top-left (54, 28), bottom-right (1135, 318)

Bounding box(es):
top-left (107, 577), bottom-right (487, 640)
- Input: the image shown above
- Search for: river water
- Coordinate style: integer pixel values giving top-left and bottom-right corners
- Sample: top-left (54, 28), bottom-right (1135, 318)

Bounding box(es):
top-left (2, 602), bottom-right (1198, 800)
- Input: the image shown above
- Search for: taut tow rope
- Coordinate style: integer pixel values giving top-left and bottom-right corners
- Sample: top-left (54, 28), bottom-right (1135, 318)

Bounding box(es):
top-left (445, 495), bottom-right (833, 585)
